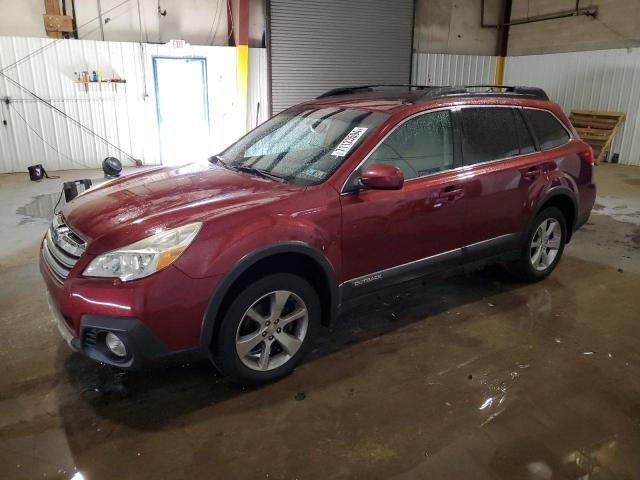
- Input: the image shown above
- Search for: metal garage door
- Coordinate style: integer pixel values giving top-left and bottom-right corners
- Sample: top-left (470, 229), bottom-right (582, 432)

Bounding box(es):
top-left (268, 0), bottom-right (415, 114)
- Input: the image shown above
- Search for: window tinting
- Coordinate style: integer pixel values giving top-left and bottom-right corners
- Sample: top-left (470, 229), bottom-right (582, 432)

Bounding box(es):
top-left (360, 110), bottom-right (454, 181)
top-left (514, 110), bottom-right (536, 155)
top-left (460, 107), bottom-right (526, 165)
top-left (525, 109), bottom-right (571, 151)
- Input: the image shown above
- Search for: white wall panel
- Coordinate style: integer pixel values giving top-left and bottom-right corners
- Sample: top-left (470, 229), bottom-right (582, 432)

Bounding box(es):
top-left (0, 37), bottom-right (150, 173)
top-left (0, 37), bottom-right (268, 173)
top-left (248, 48), bottom-right (269, 129)
top-left (412, 53), bottom-right (497, 86)
top-left (504, 48), bottom-right (640, 166)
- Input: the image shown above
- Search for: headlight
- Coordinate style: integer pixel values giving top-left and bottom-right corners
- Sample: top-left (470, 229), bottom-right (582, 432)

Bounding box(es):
top-left (83, 223), bottom-right (202, 282)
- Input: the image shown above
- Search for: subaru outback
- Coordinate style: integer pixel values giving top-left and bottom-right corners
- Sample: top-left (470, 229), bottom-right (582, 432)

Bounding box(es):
top-left (40, 85), bottom-right (596, 384)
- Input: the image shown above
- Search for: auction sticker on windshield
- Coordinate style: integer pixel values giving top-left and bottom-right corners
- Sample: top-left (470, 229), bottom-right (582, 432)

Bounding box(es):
top-left (331, 127), bottom-right (368, 157)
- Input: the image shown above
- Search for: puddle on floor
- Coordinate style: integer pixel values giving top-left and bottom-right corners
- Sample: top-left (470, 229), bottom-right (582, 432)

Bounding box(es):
top-left (16, 192), bottom-right (66, 220)
top-left (16, 177), bottom-right (109, 222)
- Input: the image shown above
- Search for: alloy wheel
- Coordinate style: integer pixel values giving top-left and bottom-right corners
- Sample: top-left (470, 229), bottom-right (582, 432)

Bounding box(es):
top-left (530, 218), bottom-right (562, 271)
top-left (235, 290), bottom-right (309, 371)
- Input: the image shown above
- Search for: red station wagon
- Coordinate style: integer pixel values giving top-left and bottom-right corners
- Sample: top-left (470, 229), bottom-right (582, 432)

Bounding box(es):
top-left (40, 85), bottom-right (596, 384)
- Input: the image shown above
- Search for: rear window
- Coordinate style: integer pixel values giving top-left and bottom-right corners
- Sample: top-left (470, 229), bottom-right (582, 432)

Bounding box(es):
top-left (459, 107), bottom-right (534, 165)
top-left (524, 109), bottom-right (571, 151)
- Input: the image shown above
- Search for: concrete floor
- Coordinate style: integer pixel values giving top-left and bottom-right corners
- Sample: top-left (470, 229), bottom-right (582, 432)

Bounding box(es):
top-left (1, 164), bottom-right (639, 480)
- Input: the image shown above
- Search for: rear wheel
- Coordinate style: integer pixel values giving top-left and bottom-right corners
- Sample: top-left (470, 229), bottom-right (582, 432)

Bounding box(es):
top-left (213, 273), bottom-right (320, 385)
top-left (509, 207), bottom-right (567, 281)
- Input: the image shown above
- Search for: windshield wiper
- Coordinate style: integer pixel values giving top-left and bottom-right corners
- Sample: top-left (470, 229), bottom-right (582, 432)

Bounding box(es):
top-left (208, 154), bottom-right (231, 169)
top-left (233, 165), bottom-right (286, 183)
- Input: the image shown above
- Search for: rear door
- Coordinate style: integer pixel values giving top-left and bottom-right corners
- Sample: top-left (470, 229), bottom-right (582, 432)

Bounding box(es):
top-left (340, 108), bottom-right (466, 294)
top-left (454, 106), bottom-right (542, 259)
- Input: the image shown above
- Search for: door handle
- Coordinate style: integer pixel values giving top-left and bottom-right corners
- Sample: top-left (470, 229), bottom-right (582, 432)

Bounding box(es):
top-left (438, 185), bottom-right (464, 201)
top-left (523, 167), bottom-right (543, 180)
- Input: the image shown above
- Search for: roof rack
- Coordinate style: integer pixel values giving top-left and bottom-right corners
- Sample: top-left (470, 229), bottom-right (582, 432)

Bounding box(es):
top-left (315, 84), bottom-right (549, 102)
top-left (315, 84), bottom-right (432, 99)
top-left (433, 85), bottom-right (549, 101)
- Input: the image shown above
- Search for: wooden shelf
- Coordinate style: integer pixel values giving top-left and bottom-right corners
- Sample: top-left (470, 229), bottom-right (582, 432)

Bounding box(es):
top-left (569, 110), bottom-right (625, 164)
top-left (74, 80), bottom-right (127, 94)
top-left (74, 81), bottom-right (127, 84)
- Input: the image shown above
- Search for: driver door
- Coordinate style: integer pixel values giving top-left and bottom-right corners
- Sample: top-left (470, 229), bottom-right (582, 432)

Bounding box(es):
top-left (339, 108), bottom-right (466, 295)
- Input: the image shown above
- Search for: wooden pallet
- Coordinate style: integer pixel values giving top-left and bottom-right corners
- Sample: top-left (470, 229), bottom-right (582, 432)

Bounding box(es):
top-left (569, 110), bottom-right (625, 164)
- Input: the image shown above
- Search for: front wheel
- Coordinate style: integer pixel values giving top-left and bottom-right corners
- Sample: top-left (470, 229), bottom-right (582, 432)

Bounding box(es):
top-left (213, 273), bottom-right (320, 385)
top-left (509, 207), bottom-right (567, 281)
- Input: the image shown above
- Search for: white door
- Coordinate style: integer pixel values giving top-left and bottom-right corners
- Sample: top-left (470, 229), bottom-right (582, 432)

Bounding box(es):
top-left (154, 57), bottom-right (210, 166)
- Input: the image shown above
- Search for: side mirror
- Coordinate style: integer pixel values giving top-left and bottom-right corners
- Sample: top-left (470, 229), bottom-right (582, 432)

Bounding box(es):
top-left (360, 164), bottom-right (404, 190)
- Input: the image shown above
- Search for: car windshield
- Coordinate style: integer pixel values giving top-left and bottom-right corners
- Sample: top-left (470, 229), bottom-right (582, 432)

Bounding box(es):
top-left (218, 106), bottom-right (389, 186)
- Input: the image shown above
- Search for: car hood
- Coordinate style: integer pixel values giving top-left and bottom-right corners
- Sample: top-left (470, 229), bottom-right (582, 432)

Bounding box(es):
top-left (62, 162), bottom-right (303, 254)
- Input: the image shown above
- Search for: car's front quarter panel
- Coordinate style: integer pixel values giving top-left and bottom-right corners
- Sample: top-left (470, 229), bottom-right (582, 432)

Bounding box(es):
top-left (174, 185), bottom-right (343, 280)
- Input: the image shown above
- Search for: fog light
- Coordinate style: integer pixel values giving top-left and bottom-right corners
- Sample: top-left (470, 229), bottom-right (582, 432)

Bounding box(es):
top-left (105, 332), bottom-right (127, 358)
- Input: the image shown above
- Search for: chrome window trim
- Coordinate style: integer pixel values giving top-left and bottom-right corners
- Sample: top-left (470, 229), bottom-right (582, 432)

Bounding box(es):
top-left (520, 106), bottom-right (574, 148)
top-left (340, 104), bottom-right (574, 195)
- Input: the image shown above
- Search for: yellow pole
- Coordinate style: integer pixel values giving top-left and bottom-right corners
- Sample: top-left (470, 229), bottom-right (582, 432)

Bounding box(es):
top-left (237, 44), bottom-right (249, 130)
top-left (495, 56), bottom-right (505, 86)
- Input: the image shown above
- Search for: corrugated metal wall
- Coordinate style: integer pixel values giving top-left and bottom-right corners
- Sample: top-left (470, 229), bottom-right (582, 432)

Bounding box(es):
top-left (412, 53), bottom-right (497, 86)
top-left (269, 0), bottom-right (414, 113)
top-left (248, 48), bottom-right (269, 130)
top-left (0, 37), bottom-right (269, 173)
top-left (0, 36), bottom-right (148, 173)
top-left (504, 48), bottom-right (640, 166)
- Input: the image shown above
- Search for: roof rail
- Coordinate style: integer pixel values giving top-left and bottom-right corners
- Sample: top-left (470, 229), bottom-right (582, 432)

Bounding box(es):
top-left (316, 84), bottom-right (432, 99)
top-left (314, 84), bottom-right (549, 102)
top-left (432, 85), bottom-right (549, 101)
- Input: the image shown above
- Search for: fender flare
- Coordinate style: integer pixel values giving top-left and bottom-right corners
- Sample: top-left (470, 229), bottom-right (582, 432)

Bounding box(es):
top-left (533, 186), bottom-right (579, 239)
top-left (199, 241), bottom-right (339, 352)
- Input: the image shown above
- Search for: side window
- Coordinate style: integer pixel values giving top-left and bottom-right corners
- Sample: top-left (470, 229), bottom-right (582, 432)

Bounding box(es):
top-left (459, 107), bottom-right (523, 165)
top-left (514, 109), bottom-right (536, 155)
top-left (360, 110), bottom-right (454, 181)
top-left (524, 109), bottom-right (571, 151)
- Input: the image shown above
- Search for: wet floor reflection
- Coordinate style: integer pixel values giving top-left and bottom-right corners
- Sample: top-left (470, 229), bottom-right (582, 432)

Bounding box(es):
top-left (15, 177), bottom-right (109, 221)
top-left (16, 192), bottom-right (65, 220)
top-left (2, 257), bottom-right (640, 479)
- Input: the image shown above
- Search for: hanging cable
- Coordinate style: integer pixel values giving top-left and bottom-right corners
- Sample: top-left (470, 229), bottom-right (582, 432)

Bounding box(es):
top-left (227, 0), bottom-right (235, 42)
top-left (1, 72), bottom-right (139, 164)
top-left (592, 16), bottom-right (640, 41)
top-left (207, 0), bottom-right (224, 46)
top-left (0, 0), bottom-right (131, 74)
top-left (7, 101), bottom-right (87, 169)
top-left (53, 190), bottom-right (64, 214)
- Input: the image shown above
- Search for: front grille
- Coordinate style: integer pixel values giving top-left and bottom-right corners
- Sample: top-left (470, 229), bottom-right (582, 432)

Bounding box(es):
top-left (42, 214), bottom-right (86, 282)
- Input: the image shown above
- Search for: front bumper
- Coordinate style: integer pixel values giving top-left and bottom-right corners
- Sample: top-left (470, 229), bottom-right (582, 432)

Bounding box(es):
top-left (46, 289), bottom-right (175, 368)
top-left (46, 291), bottom-right (79, 351)
top-left (40, 241), bottom-right (219, 369)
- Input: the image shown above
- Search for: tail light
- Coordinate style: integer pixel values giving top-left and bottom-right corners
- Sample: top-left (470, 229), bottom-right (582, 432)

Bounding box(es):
top-left (579, 146), bottom-right (594, 165)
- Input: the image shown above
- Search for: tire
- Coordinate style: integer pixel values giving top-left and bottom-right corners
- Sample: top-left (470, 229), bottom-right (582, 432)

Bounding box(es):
top-left (213, 273), bottom-right (320, 385)
top-left (509, 207), bottom-right (567, 282)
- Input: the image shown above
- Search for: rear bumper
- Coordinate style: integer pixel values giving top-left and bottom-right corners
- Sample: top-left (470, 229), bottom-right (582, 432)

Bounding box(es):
top-left (575, 181), bottom-right (597, 234)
